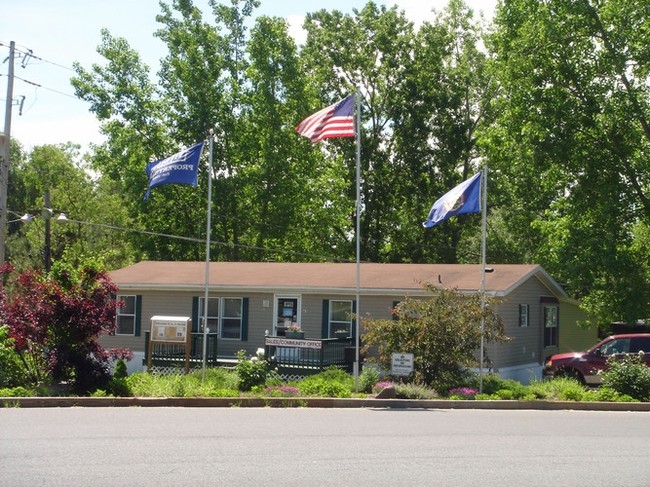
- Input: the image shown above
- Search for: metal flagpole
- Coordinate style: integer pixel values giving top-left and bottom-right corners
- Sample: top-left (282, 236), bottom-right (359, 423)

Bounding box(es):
top-left (479, 163), bottom-right (488, 393)
top-left (201, 130), bottom-right (214, 381)
top-left (354, 91), bottom-right (362, 391)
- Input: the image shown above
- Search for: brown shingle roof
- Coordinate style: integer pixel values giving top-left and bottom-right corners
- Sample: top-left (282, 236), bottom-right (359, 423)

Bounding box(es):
top-left (109, 261), bottom-right (566, 297)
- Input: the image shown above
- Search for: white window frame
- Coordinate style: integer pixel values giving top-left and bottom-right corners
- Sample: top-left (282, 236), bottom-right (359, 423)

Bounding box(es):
top-left (115, 294), bottom-right (136, 336)
top-left (221, 297), bottom-right (243, 340)
top-left (199, 296), bottom-right (243, 340)
top-left (198, 296), bottom-right (220, 334)
top-left (329, 299), bottom-right (353, 338)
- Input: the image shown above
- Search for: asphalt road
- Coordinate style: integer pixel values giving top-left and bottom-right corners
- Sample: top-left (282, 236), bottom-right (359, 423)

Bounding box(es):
top-left (1, 407), bottom-right (649, 487)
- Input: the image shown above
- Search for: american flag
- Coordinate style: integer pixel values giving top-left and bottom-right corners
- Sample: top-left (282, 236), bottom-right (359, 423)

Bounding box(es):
top-left (295, 95), bottom-right (355, 143)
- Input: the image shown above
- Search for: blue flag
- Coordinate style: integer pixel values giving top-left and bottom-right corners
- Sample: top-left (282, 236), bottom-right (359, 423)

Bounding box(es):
top-left (144, 141), bottom-right (205, 199)
top-left (423, 172), bottom-right (482, 228)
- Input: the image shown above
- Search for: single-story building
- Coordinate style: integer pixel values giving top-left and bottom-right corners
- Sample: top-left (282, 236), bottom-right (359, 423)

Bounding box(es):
top-left (104, 261), bottom-right (597, 382)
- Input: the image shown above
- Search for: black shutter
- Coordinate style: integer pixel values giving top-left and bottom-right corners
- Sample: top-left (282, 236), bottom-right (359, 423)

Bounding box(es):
top-left (191, 297), bottom-right (199, 333)
top-left (241, 298), bottom-right (249, 341)
top-left (321, 300), bottom-right (330, 338)
top-left (134, 295), bottom-right (142, 336)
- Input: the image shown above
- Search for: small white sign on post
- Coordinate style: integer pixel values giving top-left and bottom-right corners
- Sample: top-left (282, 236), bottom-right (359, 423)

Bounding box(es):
top-left (391, 352), bottom-right (414, 376)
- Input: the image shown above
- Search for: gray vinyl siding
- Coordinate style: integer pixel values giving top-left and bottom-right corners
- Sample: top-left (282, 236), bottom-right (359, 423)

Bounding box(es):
top-left (485, 278), bottom-right (559, 369)
top-left (100, 280), bottom-right (578, 370)
top-left (558, 299), bottom-right (597, 353)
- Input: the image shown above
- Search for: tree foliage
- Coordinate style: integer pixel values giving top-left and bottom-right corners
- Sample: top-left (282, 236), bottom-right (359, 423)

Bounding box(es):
top-left (5, 143), bottom-right (136, 273)
top-left (24, 0), bottom-right (650, 332)
top-left (361, 285), bottom-right (507, 392)
top-left (485, 0), bottom-right (650, 326)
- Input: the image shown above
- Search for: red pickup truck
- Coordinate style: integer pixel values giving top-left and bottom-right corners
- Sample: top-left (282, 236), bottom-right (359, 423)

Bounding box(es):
top-left (543, 333), bottom-right (650, 385)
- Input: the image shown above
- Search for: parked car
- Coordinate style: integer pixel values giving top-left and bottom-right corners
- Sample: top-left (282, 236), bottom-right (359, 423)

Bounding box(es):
top-left (543, 333), bottom-right (650, 385)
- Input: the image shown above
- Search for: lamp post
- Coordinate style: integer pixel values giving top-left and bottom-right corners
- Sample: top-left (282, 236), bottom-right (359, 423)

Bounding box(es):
top-left (19, 190), bottom-right (67, 272)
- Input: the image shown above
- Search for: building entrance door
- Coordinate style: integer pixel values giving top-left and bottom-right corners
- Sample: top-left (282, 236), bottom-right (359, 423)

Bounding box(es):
top-left (274, 296), bottom-right (300, 336)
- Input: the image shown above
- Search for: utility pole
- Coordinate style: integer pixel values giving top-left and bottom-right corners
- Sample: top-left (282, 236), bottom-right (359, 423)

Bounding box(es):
top-left (44, 190), bottom-right (52, 273)
top-left (0, 41), bottom-right (16, 267)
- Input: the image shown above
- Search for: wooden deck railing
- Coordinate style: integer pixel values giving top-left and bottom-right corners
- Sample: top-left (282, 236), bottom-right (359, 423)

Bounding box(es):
top-left (144, 331), bottom-right (219, 371)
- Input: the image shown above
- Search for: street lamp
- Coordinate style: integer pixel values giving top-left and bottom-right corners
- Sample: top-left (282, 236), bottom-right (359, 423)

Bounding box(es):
top-left (18, 190), bottom-right (67, 273)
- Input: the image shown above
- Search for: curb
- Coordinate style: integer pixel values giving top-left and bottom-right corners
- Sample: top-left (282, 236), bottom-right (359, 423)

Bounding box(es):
top-left (3, 396), bottom-right (650, 411)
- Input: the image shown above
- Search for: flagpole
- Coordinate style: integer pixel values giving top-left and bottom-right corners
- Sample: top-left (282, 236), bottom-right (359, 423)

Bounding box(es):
top-left (354, 91), bottom-right (362, 392)
top-left (479, 162), bottom-right (488, 393)
top-left (202, 129), bottom-right (214, 381)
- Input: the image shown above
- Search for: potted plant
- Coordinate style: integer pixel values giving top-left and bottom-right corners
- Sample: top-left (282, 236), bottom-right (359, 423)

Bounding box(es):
top-left (285, 322), bottom-right (304, 339)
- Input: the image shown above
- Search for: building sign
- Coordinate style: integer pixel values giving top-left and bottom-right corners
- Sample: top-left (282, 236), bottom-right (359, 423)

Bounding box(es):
top-left (265, 337), bottom-right (323, 349)
top-left (150, 316), bottom-right (190, 343)
top-left (147, 316), bottom-right (192, 374)
top-left (391, 352), bottom-right (414, 376)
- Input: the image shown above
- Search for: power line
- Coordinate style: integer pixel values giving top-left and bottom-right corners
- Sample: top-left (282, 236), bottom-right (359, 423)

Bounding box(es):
top-left (0, 41), bottom-right (75, 72)
top-left (57, 217), bottom-right (357, 263)
top-left (3, 74), bottom-right (79, 99)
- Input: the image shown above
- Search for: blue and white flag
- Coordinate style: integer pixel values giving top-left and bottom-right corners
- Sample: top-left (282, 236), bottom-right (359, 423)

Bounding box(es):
top-left (423, 172), bottom-right (482, 228)
top-left (144, 141), bottom-right (205, 199)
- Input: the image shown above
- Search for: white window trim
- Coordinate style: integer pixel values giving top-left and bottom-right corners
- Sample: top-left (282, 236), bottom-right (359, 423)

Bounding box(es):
top-left (329, 299), bottom-right (353, 338)
top-left (221, 297), bottom-right (243, 340)
top-left (199, 296), bottom-right (243, 340)
top-left (198, 296), bottom-right (219, 334)
top-left (115, 294), bottom-right (136, 336)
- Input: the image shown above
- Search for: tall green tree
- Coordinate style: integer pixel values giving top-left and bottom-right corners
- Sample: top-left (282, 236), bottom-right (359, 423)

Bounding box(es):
top-left (6, 144), bottom-right (134, 273)
top-left (301, 2), bottom-right (417, 262)
top-left (485, 0), bottom-right (650, 326)
top-left (300, 1), bottom-right (494, 263)
top-left (72, 0), bottom-right (353, 263)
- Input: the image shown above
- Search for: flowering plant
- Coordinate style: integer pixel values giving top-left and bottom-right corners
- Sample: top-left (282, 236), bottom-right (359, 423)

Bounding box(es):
top-left (448, 387), bottom-right (478, 399)
top-left (372, 381), bottom-right (396, 394)
top-left (263, 385), bottom-right (300, 397)
top-left (286, 322), bottom-right (301, 332)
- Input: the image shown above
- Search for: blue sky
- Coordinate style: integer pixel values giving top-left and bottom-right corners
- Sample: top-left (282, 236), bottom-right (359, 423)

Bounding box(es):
top-left (1, 0), bottom-right (495, 149)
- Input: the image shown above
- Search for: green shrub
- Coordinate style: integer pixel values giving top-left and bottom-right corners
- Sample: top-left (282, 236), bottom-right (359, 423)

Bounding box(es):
top-left (494, 389), bottom-right (514, 400)
top-left (113, 358), bottom-right (128, 379)
top-left (479, 375), bottom-right (530, 399)
top-left (235, 350), bottom-right (269, 392)
top-left (479, 374), bottom-right (510, 395)
top-left (204, 388), bottom-right (239, 397)
top-left (582, 387), bottom-right (636, 403)
top-left (359, 366), bottom-right (381, 393)
top-left (107, 377), bottom-right (131, 397)
top-left (200, 367), bottom-right (240, 391)
top-left (601, 354), bottom-right (650, 401)
top-left (297, 368), bottom-right (354, 397)
top-left (298, 377), bottom-right (351, 397)
top-left (394, 382), bottom-right (437, 399)
top-left (0, 386), bottom-right (32, 397)
top-left (260, 385), bottom-right (301, 397)
top-left (557, 382), bottom-right (587, 401)
top-left (0, 325), bottom-right (24, 388)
